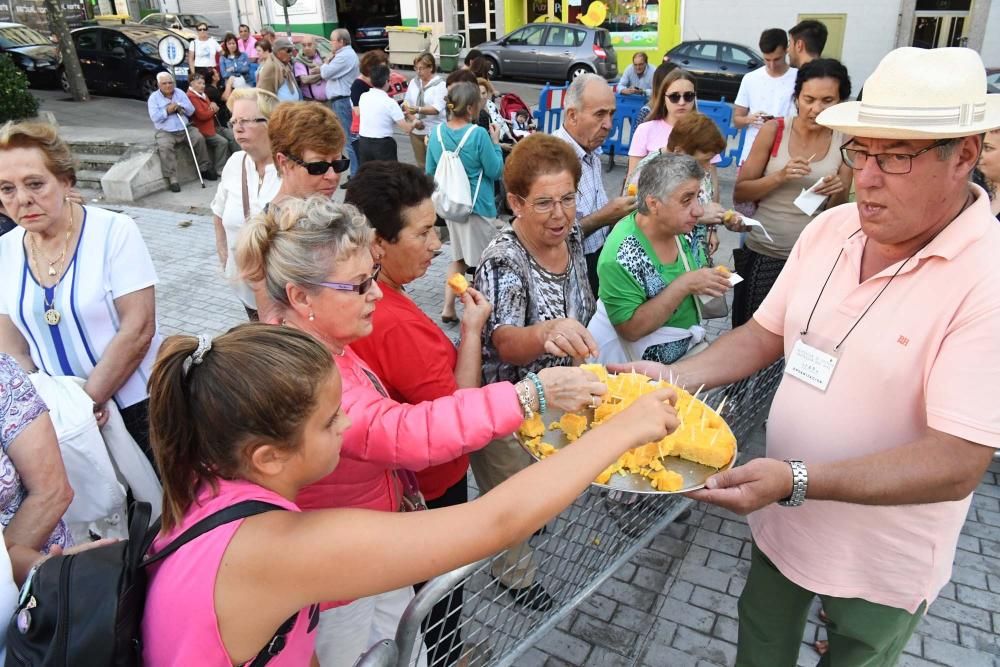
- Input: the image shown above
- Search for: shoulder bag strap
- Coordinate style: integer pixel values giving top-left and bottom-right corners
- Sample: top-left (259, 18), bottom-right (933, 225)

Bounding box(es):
top-left (241, 155), bottom-right (251, 220)
top-left (455, 125), bottom-right (484, 203)
top-left (674, 236), bottom-right (702, 321)
top-left (770, 117), bottom-right (785, 159)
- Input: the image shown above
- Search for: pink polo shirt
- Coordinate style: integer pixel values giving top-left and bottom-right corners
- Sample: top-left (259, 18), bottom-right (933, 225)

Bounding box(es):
top-left (749, 187), bottom-right (1000, 613)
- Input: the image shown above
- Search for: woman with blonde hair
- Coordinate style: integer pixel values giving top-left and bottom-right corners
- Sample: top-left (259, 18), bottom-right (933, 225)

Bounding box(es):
top-left (211, 87), bottom-right (280, 320)
top-left (402, 52), bottom-right (446, 169)
top-left (236, 196), bottom-right (609, 666)
top-left (427, 81), bottom-right (503, 324)
top-left (140, 323), bottom-right (677, 666)
top-left (0, 121), bottom-right (160, 462)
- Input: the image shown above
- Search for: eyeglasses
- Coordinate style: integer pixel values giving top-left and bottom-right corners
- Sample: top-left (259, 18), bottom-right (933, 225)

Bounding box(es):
top-left (666, 91), bottom-right (696, 104)
top-left (313, 264), bottom-right (381, 294)
top-left (286, 153), bottom-right (351, 175)
top-left (840, 139), bottom-right (953, 175)
top-left (516, 193), bottom-right (577, 214)
top-left (228, 117), bottom-right (268, 129)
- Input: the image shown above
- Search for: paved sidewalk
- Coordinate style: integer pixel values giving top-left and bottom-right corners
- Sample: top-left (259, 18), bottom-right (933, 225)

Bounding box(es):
top-left (115, 198), bottom-right (1000, 667)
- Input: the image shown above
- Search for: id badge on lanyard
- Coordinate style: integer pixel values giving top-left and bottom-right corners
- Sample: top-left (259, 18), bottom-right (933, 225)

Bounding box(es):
top-left (785, 334), bottom-right (840, 392)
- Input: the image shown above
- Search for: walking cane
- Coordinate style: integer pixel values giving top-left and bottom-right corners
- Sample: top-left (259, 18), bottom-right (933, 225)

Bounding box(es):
top-left (181, 122), bottom-right (205, 189)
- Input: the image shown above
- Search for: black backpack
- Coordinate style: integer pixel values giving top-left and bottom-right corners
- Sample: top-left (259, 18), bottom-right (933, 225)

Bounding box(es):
top-left (5, 500), bottom-right (291, 666)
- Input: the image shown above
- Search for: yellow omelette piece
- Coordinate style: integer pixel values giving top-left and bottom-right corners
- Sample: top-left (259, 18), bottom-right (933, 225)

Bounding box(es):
top-left (550, 413), bottom-right (588, 441)
top-left (518, 413), bottom-right (545, 439)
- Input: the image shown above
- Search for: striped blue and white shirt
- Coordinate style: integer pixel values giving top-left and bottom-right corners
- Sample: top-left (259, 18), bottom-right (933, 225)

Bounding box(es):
top-left (553, 126), bottom-right (610, 255)
top-left (0, 206), bottom-right (161, 408)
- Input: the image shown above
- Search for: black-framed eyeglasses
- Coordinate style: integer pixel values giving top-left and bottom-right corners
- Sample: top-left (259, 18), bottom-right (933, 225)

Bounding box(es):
top-left (515, 193), bottom-right (577, 214)
top-left (840, 139), bottom-right (953, 175)
top-left (285, 153), bottom-right (350, 175)
top-left (228, 117), bottom-right (268, 129)
top-left (666, 91), bottom-right (696, 103)
top-left (313, 264), bottom-right (381, 294)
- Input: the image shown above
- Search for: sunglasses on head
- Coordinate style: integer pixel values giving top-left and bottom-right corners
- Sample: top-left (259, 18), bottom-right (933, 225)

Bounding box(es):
top-left (666, 91), bottom-right (696, 103)
top-left (285, 153), bottom-right (350, 175)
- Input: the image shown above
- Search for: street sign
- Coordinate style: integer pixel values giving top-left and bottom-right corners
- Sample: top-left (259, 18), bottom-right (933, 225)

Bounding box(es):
top-left (274, 0), bottom-right (298, 6)
top-left (157, 34), bottom-right (186, 66)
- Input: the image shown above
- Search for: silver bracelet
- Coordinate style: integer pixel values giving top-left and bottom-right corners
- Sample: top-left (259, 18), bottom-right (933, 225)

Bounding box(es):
top-left (778, 459), bottom-right (808, 507)
top-left (515, 380), bottom-right (535, 419)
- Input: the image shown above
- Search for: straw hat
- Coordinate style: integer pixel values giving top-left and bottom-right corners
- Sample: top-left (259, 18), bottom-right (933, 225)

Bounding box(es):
top-left (817, 47), bottom-right (1000, 139)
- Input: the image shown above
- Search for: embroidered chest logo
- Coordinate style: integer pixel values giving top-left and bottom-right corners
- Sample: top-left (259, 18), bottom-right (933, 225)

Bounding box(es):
top-left (897, 335), bottom-right (910, 347)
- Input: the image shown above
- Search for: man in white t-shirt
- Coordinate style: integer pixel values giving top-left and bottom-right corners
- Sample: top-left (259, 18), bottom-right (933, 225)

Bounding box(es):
top-left (356, 64), bottom-right (419, 165)
top-left (733, 28), bottom-right (797, 165)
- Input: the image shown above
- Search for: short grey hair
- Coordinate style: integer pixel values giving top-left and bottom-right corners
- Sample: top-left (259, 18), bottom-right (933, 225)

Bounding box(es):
top-left (636, 152), bottom-right (704, 215)
top-left (564, 72), bottom-right (607, 111)
top-left (332, 28), bottom-right (351, 45)
top-left (237, 196), bottom-right (375, 307)
top-left (156, 72), bottom-right (174, 83)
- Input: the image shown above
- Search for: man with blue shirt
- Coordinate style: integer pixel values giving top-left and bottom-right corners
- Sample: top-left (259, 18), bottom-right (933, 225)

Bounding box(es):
top-left (322, 28), bottom-right (361, 179)
top-left (147, 72), bottom-right (213, 193)
top-left (617, 52), bottom-right (653, 96)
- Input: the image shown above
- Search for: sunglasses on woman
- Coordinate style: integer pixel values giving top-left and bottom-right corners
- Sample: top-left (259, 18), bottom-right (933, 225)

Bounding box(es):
top-left (313, 264), bottom-right (382, 295)
top-left (286, 153), bottom-right (351, 175)
top-left (666, 91), bottom-right (696, 103)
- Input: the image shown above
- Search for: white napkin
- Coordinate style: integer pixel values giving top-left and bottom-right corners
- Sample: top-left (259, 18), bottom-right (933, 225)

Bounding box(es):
top-left (740, 217), bottom-right (774, 242)
top-left (794, 178), bottom-right (829, 216)
top-left (698, 272), bottom-right (743, 304)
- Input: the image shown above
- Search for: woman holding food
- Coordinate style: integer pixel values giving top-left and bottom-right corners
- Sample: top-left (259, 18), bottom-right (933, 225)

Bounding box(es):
top-left (731, 58), bottom-right (854, 326)
top-left (237, 195), bottom-right (605, 667)
top-left (595, 152), bottom-right (731, 364)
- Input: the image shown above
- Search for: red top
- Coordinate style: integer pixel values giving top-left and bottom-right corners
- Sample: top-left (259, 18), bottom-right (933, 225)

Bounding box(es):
top-left (186, 90), bottom-right (218, 137)
top-left (350, 285), bottom-right (468, 501)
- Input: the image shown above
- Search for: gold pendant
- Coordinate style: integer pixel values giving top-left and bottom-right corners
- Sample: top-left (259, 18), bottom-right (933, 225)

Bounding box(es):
top-left (44, 308), bottom-right (61, 326)
top-left (47, 265), bottom-right (57, 277)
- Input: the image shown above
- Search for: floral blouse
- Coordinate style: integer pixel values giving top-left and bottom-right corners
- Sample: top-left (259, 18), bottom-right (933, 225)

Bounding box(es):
top-left (475, 224), bottom-right (596, 384)
top-left (0, 354), bottom-right (70, 550)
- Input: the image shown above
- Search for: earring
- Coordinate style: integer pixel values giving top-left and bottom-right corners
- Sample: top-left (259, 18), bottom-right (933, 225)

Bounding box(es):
top-left (308, 312), bottom-right (315, 321)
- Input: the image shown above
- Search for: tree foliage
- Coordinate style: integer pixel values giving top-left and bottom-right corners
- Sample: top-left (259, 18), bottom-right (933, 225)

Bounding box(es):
top-left (0, 54), bottom-right (40, 123)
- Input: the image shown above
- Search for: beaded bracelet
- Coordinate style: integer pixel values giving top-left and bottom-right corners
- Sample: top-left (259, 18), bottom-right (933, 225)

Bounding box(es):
top-left (525, 372), bottom-right (546, 415)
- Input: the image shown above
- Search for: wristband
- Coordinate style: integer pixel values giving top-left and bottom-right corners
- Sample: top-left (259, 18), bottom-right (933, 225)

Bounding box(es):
top-left (525, 372), bottom-right (546, 415)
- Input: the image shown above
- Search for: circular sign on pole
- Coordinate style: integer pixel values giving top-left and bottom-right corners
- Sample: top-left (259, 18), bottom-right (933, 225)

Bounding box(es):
top-left (274, 0), bottom-right (298, 6)
top-left (158, 34), bottom-right (187, 66)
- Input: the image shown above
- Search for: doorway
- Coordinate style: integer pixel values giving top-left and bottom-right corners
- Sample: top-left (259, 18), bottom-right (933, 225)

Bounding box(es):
top-left (911, 0), bottom-right (971, 48)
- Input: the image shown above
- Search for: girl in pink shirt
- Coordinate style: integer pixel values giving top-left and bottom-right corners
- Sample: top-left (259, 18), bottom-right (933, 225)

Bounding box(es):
top-left (140, 324), bottom-right (680, 666)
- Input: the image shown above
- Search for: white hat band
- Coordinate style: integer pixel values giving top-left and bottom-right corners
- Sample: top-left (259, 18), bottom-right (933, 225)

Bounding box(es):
top-left (857, 102), bottom-right (986, 128)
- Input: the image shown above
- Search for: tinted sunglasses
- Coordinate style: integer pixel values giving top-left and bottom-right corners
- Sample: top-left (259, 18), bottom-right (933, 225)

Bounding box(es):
top-left (666, 91), bottom-right (696, 103)
top-left (285, 153), bottom-right (350, 175)
top-left (314, 264), bottom-right (381, 295)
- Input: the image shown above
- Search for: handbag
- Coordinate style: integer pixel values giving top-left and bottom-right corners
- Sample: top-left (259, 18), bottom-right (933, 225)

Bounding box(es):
top-left (733, 117), bottom-right (785, 218)
top-left (241, 155), bottom-right (251, 220)
top-left (675, 236), bottom-right (729, 320)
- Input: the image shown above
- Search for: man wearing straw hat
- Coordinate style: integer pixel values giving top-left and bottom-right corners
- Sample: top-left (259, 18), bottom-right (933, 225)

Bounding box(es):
top-left (619, 47), bottom-right (1000, 665)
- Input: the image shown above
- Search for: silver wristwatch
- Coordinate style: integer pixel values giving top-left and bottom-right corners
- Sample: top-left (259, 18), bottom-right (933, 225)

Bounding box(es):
top-left (778, 459), bottom-right (808, 507)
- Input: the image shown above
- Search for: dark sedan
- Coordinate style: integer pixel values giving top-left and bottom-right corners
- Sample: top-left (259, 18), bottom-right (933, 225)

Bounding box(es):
top-left (69, 25), bottom-right (189, 99)
top-left (352, 16), bottom-right (400, 52)
top-left (0, 22), bottom-right (62, 88)
top-left (663, 40), bottom-right (763, 102)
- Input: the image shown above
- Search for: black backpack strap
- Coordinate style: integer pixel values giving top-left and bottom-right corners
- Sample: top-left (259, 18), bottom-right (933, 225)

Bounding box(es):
top-left (141, 500), bottom-right (284, 568)
top-left (243, 611), bottom-right (300, 667)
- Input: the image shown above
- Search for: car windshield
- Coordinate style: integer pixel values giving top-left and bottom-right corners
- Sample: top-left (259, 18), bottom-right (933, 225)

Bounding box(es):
top-left (180, 14), bottom-right (212, 27)
top-left (0, 25), bottom-right (51, 48)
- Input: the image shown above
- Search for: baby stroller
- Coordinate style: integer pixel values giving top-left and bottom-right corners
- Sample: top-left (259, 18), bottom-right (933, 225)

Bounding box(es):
top-left (498, 92), bottom-right (533, 140)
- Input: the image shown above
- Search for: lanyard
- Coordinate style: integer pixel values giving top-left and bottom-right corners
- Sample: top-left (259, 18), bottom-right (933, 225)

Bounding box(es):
top-left (800, 229), bottom-right (921, 352)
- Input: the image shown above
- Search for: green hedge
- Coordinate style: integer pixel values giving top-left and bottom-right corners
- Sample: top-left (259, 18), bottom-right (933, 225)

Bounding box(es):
top-left (0, 54), bottom-right (40, 123)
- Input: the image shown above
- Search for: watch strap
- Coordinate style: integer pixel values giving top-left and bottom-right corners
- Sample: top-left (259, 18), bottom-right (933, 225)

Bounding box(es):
top-left (778, 459), bottom-right (808, 507)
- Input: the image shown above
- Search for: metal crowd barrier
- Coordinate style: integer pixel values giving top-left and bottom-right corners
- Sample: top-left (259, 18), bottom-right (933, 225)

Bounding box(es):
top-left (355, 360), bottom-right (785, 667)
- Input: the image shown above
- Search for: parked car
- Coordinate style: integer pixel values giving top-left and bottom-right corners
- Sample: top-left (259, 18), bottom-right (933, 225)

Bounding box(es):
top-left (475, 23), bottom-right (617, 83)
top-left (138, 13), bottom-right (221, 40)
top-left (351, 15), bottom-right (400, 52)
top-left (663, 40), bottom-right (762, 101)
top-left (69, 25), bottom-right (190, 99)
top-left (988, 67), bottom-right (1000, 94)
top-left (0, 22), bottom-right (62, 88)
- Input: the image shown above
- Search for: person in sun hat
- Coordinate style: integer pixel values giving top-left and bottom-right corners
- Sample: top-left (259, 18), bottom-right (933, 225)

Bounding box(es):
top-left (615, 46), bottom-right (1000, 666)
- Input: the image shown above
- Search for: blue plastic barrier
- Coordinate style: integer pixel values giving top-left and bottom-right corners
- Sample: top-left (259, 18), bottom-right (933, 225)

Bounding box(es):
top-left (601, 92), bottom-right (647, 170)
top-left (534, 83), bottom-right (568, 134)
top-left (697, 99), bottom-right (747, 169)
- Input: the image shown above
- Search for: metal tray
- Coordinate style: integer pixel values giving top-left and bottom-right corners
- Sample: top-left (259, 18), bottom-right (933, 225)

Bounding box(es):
top-left (516, 399), bottom-right (738, 494)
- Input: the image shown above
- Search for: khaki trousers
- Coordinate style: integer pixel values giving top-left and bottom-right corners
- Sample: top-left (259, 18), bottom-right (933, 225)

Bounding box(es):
top-left (410, 133), bottom-right (428, 171)
top-left (469, 434), bottom-right (537, 588)
top-left (154, 126), bottom-right (210, 181)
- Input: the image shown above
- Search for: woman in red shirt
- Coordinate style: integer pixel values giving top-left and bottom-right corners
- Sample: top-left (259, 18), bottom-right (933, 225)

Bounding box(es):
top-left (345, 161), bottom-right (489, 667)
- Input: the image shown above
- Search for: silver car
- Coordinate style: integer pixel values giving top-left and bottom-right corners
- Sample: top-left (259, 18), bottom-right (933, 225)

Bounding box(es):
top-left (476, 23), bottom-right (617, 83)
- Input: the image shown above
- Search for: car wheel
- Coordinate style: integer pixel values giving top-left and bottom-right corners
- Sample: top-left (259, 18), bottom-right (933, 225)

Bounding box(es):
top-left (568, 64), bottom-right (592, 81)
top-left (139, 74), bottom-right (158, 99)
top-left (485, 56), bottom-right (500, 80)
top-left (59, 68), bottom-right (70, 94)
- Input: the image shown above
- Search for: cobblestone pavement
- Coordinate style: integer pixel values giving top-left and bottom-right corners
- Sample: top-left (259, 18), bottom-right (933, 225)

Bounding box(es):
top-left (116, 197), bottom-right (1000, 667)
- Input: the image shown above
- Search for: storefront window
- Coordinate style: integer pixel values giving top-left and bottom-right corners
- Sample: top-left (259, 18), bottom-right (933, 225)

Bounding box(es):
top-left (581, 0), bottom-right (658, 48)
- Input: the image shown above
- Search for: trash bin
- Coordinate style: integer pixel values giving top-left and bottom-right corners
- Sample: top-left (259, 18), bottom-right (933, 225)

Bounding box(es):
top-left (386, 26), bottom-right (433, 68)
top-left (437, 34), bottom-right (465, 73)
